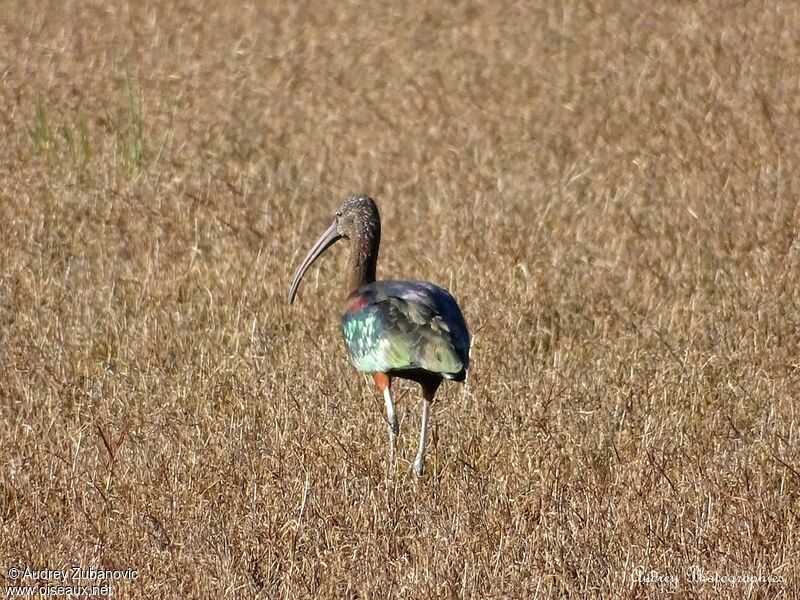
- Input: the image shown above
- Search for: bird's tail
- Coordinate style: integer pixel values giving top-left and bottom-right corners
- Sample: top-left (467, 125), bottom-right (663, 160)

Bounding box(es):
top-left (444, 368), bottom-right (467, 382)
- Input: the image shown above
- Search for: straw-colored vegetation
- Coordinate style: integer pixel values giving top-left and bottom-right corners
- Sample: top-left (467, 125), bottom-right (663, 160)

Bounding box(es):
top-left (1, 1), bottom-right (798, 597)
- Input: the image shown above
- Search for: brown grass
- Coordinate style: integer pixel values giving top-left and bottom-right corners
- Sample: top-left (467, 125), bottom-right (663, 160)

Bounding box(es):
top-left (1, 1), bottom-right (799, 597)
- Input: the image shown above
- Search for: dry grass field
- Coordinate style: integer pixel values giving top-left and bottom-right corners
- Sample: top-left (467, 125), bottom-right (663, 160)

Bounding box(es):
top-left (1, 1), bottom-right (799, 597)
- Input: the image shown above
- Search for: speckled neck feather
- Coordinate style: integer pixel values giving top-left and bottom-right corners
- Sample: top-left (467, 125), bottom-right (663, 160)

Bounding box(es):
top-left (346, 198), bottom-right (381, 298)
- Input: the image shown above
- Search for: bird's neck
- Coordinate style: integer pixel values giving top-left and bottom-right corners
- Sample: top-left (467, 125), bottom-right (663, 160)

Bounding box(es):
top-left (347, 220), bottom-right (380, 297)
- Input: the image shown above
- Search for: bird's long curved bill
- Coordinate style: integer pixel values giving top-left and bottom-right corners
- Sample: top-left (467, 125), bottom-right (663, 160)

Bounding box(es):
top-left (288, 220), bottom-right (341, 303)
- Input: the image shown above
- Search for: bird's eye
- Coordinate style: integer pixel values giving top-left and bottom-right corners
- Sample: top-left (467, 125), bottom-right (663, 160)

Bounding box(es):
top-left (336, 211), bottom-right (342, 218)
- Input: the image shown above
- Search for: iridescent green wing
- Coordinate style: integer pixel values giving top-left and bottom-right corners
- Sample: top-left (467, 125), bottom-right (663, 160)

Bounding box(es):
top-left (341, 281), bottom-right (469, 378)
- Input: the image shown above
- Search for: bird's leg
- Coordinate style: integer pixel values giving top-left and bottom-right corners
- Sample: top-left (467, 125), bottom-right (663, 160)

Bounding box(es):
top-left (413, 380), bottom-right (440, 477)
top-left (412, 399), bottom-right (429, 477)
top-left (373, 373), bottom-right (398, 464)
top-left (385, 386), bottom-right (398, 465)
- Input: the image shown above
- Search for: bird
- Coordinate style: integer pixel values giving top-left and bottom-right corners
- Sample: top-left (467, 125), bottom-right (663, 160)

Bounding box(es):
top-left (288, 194), bottom-right (470, 476)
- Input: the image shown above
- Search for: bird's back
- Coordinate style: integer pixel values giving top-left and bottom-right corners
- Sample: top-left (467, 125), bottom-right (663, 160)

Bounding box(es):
top-left (341, 280), bottom-right (470, 380)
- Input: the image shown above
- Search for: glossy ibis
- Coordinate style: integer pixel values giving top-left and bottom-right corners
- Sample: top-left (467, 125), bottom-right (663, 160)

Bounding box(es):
top-left (288, 194), bottom-right (470, 476)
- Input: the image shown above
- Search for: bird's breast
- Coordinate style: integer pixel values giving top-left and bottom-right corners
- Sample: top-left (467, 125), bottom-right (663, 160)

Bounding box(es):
top-left (344, 293), bottom-right (370, 314)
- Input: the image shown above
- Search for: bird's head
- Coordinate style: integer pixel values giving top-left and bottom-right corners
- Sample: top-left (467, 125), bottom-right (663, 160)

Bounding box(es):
top-left (288, 194), bottom-right (380, 303)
